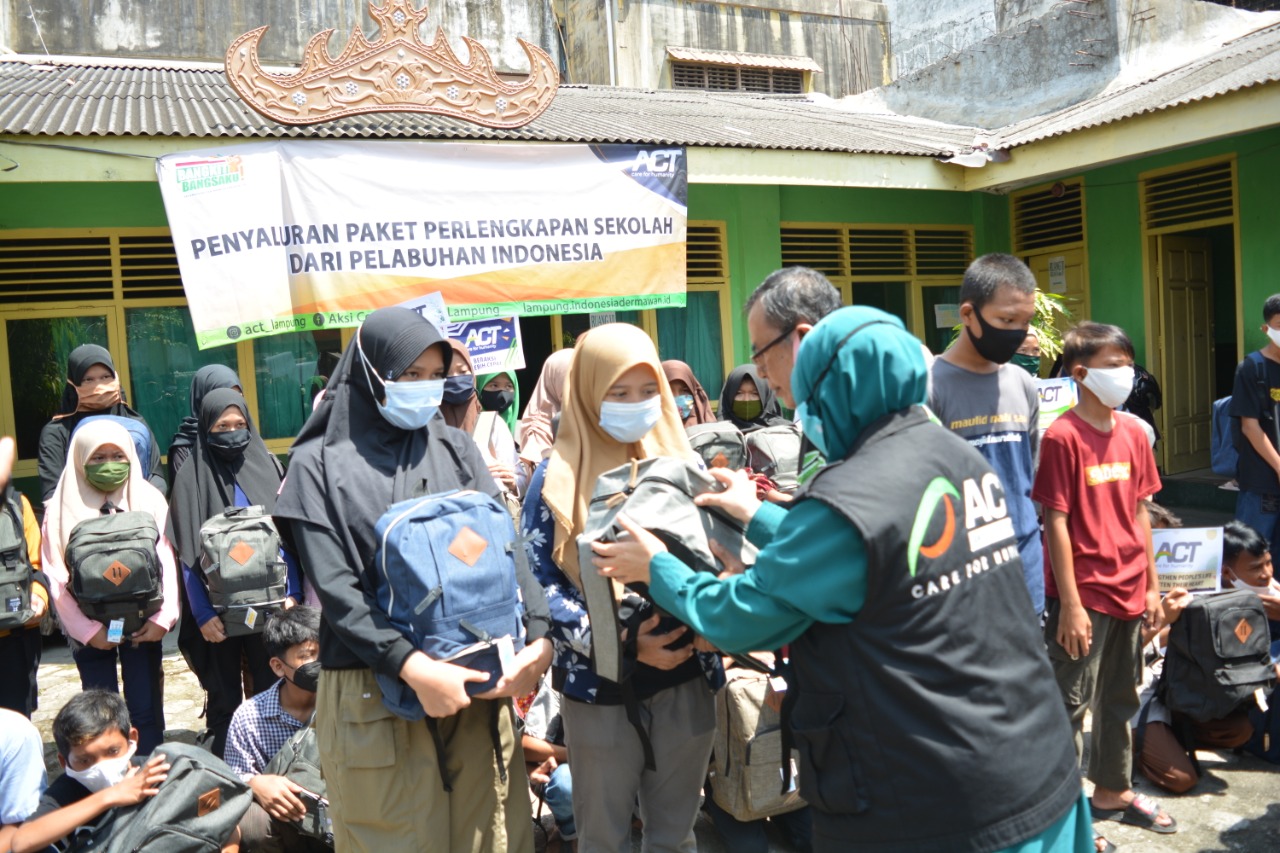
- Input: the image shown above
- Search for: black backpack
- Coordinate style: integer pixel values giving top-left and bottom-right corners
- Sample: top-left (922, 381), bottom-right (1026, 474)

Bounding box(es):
top-left (198, 505), bottom-right (288, 636)
top-left (68, 742), bottom-right (250, 853)
top-left (1158, 589), bottom-right (1276, 722)
top-left (263, 717), bottom-right (333, 847)
top-left (65, 503), bottom-right (164, 635)
top-left (0, 489), bottom-right (35, 632)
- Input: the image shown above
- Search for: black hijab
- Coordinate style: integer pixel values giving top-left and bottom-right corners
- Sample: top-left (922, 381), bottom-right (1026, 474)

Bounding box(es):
top-left (718, 364), bottom-right (787, 431)
top-left (56, 344), bottom-right (133, 415)
top-left (168, 364), bottom-right (242, 457)
top-left (274, 307), bottom-right (496, 573)
top-left (168, 389), bottom-right (284, 569)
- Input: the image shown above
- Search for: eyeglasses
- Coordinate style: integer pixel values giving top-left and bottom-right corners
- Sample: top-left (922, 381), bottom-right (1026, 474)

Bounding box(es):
top-left (750, 327), bottom-right (795, 365)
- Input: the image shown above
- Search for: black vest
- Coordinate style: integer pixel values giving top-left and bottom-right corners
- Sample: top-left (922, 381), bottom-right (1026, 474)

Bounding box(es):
top-left (788, 407), bottom-right (1080, 852)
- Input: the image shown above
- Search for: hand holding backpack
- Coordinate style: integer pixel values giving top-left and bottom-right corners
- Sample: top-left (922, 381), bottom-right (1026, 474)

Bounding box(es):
top-left (65, 502), bottom-right (163, 636)
top-left (198, 505), bottom-right (289, 636)
top-left (263, 716), bottom-right (333, 847)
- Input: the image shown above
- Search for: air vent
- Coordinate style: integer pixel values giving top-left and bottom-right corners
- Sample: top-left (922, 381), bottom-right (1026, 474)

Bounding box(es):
top-left (686, 222), bottom-right (727, 279)
top-left (781, 226), bottom-right (846, 277)
top-left (671, 62), bottom-right (803, 94)
top-left (849, 229), bottom-right (910, 276)
top-left (914, 230), bottom-right (974, 276)
top-left (0, 235), bottom-right (114, 304)
top-left (1143, 160), bottom-right (1234, 231)
top-left (782, 225), bottom-right (973, 278)
top-left (1013, 181), bottom-right (1084, 252)
top-left (119, 234), bottom-right (184, 299)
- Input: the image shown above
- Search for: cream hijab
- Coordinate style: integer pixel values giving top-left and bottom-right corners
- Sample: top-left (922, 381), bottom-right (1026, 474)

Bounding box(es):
top-left (47, 418), bottom-right (169, 554)
top-left (543, 324), bottom-right (696, 589)
top-left (517, 348), bottom-right (575, 465)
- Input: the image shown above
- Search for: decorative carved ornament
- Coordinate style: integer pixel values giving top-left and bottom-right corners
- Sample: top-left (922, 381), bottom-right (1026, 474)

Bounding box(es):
top-left (225, 0), bottom-right (559, 129)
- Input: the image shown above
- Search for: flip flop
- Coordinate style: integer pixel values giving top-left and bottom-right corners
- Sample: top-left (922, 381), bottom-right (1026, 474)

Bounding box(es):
top-left (1093, 830), bottom-right (1117, 853)
top-left (1090, 793), bottom-right (1178, 834)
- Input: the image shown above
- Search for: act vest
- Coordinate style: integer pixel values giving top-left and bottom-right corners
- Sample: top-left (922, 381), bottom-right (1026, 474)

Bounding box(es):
top-left (788, 407), bottom-right (1080, 852)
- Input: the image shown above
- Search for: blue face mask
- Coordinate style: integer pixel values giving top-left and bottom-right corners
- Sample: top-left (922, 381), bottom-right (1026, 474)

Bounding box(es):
top-left (358, 331), bottom-right (444, 431)
top-left (599, 396), bottom-right (663, 443)
top-left (674, 394), bottom-right (695, 421)
top-left (442, 374), bottom-right (476, 405)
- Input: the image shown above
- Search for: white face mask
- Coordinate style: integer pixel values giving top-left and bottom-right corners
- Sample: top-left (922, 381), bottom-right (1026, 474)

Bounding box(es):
top-left (1232, 577), bottom-right (1278, 597)
top-left (64, 741), bottom-right (137, 793)
top-left (1079, 365), bottom-right (1134, 409)
top-left (1267, 327), bottom-right (1280, 349)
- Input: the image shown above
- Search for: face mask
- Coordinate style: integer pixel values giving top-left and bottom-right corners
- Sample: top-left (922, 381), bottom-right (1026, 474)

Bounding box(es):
top-left (285, 660), bottom-right (321, 693)
top-left (479, 388), bottom-right (514, 414)
top-left (64, 741), bottom-right (137, 793)
top-left (1231, 576), bottom-right (1276, 597)
top-left (1079, 365), bottom-right (1135, 409)
top-left (966, 308), bottom-right (1027, 365)
top-left (733, 399), bottom-right (763, 421)
top-left (358, 332), bottom-right (443, 431)
top-left (797, 400), bottom-right (827, 459)
top-left (72, 377), bottom-right (122, 412)
top-left (207, 428), bottom-right (250, 460)
top-left (599, 396), bottom-right (663, 443)
top-left (674, 394), bottom-right (695, 421)
top-left (442, 375), bottom-right (476, 405)
top-left (1011, 353), bottom-right (1041, 376)
top-left (1267, 328), bottom-right (1280, 349)
top-left (85, 461), bottom-right (130, 492)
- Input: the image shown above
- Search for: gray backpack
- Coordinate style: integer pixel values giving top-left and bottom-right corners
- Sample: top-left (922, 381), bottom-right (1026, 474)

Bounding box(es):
top-left (745, 424), bottom-right (803, 493)
top-left (69, 742), bottom-right (250, 853)
top-left (198, 506), bottom-right (288, 636)
top-left (686, 422), bottom-right (748, 471)
top-left (575, 457), bottom-right (757, 683)
top-left (65, 506), bottom-right (163, 635)
top-left (0, 491), bottom-right (35, 632)
top-left (263, 718), bottom-right (333, 847)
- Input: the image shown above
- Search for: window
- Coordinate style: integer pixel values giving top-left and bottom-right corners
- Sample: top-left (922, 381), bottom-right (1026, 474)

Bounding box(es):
top-left (671, 62), bottom-right (805, 94)
top-left (253, 329), bottom-right (343, 441)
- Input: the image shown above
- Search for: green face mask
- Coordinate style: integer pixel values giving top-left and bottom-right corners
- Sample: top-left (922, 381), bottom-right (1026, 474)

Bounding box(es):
top-left (84, 462), bottom-right (130, 492)
top-left (733, 399), bottom-right (763, 421)
top-left (1011, 353), bottom-right (1041, 377)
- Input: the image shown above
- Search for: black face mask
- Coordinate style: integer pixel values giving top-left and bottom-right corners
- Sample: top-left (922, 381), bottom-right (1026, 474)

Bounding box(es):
top-left (442, 375), bottom-right (476, 405)
top-left (480, 388), bottom-right (514, 414)
top-left (966, 308), bottom-right (1027, 365)
top-left (207, 429), bottom-right (251, 460)
top-left (286, 660), bottom-right (321, 693)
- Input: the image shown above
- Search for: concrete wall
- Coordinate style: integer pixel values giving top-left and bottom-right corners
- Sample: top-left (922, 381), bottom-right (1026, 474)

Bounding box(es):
top-left (559, 0), bottom-right (890, 97)
top-left (3, 1), bottom-right (558, 74)
top-left (881, 0), bottom-right (1064, 78)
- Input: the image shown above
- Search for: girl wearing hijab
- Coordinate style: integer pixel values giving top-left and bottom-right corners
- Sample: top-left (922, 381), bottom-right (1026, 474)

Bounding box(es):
top-left (37, 344), bottom-right (166, 502)
top-left (662, 360), bottom-right (715, 427)
top-left (718, 364), bottom-right (788, 433)
top-left (522, 323), bottom-right (723, 852)
top-left (41, 419), bottom-right (179, 754)
top-left (516, 348), bottom-right (575, 471)
top-left (169, 389), bottom-right (302, 758)
top-left (274, 307), bottom-right (552, 853)
top-left (594, 307), bottom-right (1091, 853)
top-left (445, 343), bottom-right (526, 497)
top-left (167, 363), bottom-right (242, 484)
top-left (476, 369), bottom-right (520, 435)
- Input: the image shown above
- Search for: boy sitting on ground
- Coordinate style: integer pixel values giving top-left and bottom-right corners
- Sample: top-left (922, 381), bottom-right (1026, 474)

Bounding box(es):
top-left (10, 690), bottom-right (239, 853)
top-left (224, 606), bottom-right (325, 853)
top-left (1221, 520), bottom-right (1280, 660)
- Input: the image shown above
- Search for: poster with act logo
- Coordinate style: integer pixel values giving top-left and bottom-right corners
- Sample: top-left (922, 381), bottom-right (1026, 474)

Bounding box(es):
top-left (1035, 378), bottom-right (1077, 432)
top-left (157, 141), bottom-right (687, 349)
top-left (1152, 527), bottom-right (1223, 595)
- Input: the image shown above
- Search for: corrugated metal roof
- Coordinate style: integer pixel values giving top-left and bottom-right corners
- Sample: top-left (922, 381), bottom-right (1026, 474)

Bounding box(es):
top-left (666, 46), bottom-right (822, 73)
top-left (0, 55), bottom-right (975, 156)
top-left (990, 22), bottom-right (1280, 148)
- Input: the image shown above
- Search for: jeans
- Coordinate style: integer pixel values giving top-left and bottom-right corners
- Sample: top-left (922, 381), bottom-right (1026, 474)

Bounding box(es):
top-left (72, 639), bottom-right (165, 754)
top-left (542, 762), bottom-right (577, 840)
top-left (1235, 491), bottom-right (1280, 555)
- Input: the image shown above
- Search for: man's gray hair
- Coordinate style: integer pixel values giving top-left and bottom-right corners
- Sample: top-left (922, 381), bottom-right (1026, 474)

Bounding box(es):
top-left (744, 266), bottom-right (842, 331)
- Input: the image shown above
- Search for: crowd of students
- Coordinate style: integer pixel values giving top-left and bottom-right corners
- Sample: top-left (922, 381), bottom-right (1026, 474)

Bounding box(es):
top-left (0, 256), bottom-right (1277, 853)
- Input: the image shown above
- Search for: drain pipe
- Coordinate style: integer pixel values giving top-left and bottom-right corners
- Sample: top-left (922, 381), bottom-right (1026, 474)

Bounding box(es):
top-left (604, 0), bottom-right (617, 86)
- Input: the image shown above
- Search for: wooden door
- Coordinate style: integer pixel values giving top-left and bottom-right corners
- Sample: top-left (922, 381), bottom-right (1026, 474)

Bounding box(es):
top-left (1026, 249), bottom-right (1087, 340)
top-left (1159, 235), bottom-right (1214, 473)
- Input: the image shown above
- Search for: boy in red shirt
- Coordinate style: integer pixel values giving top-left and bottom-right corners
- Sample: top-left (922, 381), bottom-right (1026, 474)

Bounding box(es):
top-left (1032, 321), bottom-right (1177, 836)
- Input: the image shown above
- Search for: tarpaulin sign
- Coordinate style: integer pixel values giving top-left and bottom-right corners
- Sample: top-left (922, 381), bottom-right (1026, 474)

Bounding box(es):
top-left (1153, 527), bottom-right (1224, 595)
top-left (1035, 378), bottom-right (1077, 432)
top-left (157, 140), bottom-right (688, 349)
top-left (444, 317), bottom-right (524, 373)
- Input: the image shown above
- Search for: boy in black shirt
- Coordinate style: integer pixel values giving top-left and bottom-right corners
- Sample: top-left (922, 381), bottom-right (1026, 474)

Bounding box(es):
top-left (1230, 294), bottom-right (1280, 554)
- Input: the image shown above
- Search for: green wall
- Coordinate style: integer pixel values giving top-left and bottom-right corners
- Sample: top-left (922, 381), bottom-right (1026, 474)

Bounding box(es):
top-left (0, 182), bottom-right (168, 229)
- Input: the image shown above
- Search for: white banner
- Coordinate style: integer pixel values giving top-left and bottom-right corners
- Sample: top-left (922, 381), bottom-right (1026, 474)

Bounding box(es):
top-left (1153, 527), bottom-right (1224, 595)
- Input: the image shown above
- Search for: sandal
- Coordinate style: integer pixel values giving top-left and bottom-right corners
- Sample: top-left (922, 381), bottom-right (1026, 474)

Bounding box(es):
top-left (1093, 830), bottom-right (1116, 853)
top-left (1090, 792), bottom-right (1177, 834)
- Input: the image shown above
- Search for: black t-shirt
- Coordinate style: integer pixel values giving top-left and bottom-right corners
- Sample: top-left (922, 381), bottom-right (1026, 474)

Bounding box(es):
top-left (1229, 351), bottom-right (1280, 495)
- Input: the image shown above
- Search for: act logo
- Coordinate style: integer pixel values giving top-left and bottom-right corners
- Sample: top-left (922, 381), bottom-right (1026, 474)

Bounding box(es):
top-left (907, 477), bottom-right (959, 577)
top-left (1154, 541), bottom-right (1201, 563)
top-left (630, 148), bottom-right (682, 175)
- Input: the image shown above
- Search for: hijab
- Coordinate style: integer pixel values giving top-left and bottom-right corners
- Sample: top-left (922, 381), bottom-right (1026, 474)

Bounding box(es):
top-left (791, 306), bottom-right (928, 462)
top-left (53, 344), bottom-right (133, 419)
top-left (543, 324), bottom-right (696, 589)
top-left (440, 339), bottom-right (481, 433)
top-left (475, 369), bottom-right (521, 436)
top-left (718, 364), bottom-right (787, 432)
top-left (661, 360), bottom-right (714, 426)
top-left (517, 348), bottom-right (575, 465)
top-left (46, 418), bottom-right (169, 555)
top-left (168, 389), bottom-right (285, 569)
top-left (167, 364), bottom-right (242, 458)
top-left (274, 307), bottom-right (492, 574)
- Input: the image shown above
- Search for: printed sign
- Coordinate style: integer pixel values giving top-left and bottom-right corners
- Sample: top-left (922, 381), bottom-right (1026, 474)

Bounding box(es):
top-left (933, 303), bottom-right (961, 329)
top-left (443, 316), bottom-right (525, 373)
top-left (157, 141), bottom-right (688, 348)
top-left (589, 312), bottom-right (617, 328)
top-left (1048, 256), bottom-right (1067, 294)
top-left (1153, 527), bottom-right (1223, 595)
top-left (1035, 378), bottom-right (1077, 431)
top-left (399, 291), bottom-right (450, 333)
